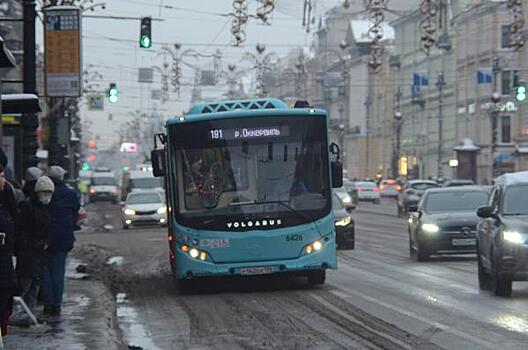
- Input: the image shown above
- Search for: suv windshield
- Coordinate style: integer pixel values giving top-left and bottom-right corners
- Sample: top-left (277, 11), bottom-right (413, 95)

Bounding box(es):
top-left (127, 193), bottom-right (161, 205)
top-left (357, 182), bottom-right (377, 188)
top-left (91, 177), bottom-right (116, 186)
top-left (424, 191), bottom-right (489, 212)
top-left (503, 185), bottom-right (528, 215)
top-left (170, 115), bottom-right (331, 230)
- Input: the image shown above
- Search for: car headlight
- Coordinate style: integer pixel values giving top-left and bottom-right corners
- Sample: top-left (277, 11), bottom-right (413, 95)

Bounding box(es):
top-left (157, 206), bottom-right (167, 214)
top-left (422, 223), bottom-right (439, 233)
top-left (335, 216), bottom-right (351, 227)
top-left (124, 208), bottom-right (136, 216)
top-left (503, 231), bottom-right (528, 244)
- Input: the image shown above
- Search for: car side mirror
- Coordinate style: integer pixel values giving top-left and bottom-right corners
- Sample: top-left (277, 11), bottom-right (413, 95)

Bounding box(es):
top-left (151, 149), bottom-right (166, 177)
top-left (345, 203), bottom-right (356, 212)
top-left (477, 206), bottom-right (495, 218)
top-left (407, 204), bottom-right (419, 212)
top-left (331, 161), bottom-right (343, 188)
top-left (119, 201), bottom-right (125, 207)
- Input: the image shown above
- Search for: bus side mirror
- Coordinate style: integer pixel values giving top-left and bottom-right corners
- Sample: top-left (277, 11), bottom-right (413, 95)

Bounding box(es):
top-left (331, 161), bottom-right (343, 188)
top-left (151, 149), bottom-right (166, 177)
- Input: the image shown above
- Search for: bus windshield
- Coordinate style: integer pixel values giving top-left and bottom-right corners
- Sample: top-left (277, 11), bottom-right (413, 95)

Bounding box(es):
top-left (169, 115), bottom-right (331, 230)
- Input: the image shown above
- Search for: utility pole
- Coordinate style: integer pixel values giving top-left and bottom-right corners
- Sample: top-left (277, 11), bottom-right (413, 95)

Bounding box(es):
top-left (436, 72), bottom-right (445, 178)
top-left (490, 56), bottom-right (501, 179)
top-left (22, 0), bottom-right (38, 169)
top-left (393, 87), bottom-right (402, 178)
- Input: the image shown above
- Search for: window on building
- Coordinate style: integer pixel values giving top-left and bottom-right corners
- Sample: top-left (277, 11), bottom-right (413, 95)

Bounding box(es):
top-left (501, 70), bottom-right (519, 95)
top-left (501, 115), bottom-right (512, 143)
top-left (501, 25), bottom-right (512, 49)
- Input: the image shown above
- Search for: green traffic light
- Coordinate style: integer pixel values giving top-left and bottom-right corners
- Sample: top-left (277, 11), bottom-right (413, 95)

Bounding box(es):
top-left (515, 85), bottom-right (527, 102)
top-left (140, 35), bottom-right (151, 48)
top-left (82, 162), bottom-right (90, 171)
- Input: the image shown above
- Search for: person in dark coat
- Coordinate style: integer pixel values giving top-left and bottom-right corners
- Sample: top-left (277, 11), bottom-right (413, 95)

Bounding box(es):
top-left (0, 164), bottom-right (17, 337)
top-left (10, 176), bottom-right (54, 326)
top-left (41, 167), bottom-right (80, 316)
top-left (22, 167), bottom-right (43, 199)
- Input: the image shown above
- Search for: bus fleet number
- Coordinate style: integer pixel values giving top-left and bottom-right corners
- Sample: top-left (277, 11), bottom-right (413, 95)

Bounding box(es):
top-left (286, 234), bottom-right (304, 242)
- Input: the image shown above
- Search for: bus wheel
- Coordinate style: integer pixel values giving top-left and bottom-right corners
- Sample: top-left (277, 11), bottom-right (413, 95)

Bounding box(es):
top-left (308, 270), bottom-right (326, 285)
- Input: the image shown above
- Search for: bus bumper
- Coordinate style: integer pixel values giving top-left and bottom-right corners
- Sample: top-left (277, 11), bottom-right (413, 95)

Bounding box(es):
top-left (172, 238), bottom-right (337, 280)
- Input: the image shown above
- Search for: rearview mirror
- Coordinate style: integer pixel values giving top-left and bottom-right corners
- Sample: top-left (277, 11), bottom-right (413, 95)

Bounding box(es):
top-left (407, 204), bottom-right (418, 212)
top-left (345, 203), bottom-right (356, 212)
top-left (151, 149), bottom-right (166, 177)
top-left (331, 161), bottom-right (343, 188)
top-left (477, 206), bottom-right (495, 218)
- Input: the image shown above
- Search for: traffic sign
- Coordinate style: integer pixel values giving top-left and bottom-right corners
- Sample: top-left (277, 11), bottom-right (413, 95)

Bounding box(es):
top-left (87, 94), bottom-right (104, 110)
top-left (44, 6), bottom-right (82, 97)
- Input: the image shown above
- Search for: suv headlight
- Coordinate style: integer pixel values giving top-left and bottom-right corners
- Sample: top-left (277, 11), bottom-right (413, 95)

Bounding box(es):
top-left (157, 206), bottom-right (167, 214)
top-left (422, 223), bottom-right (439, 233)
top-left (335, 216), bottom-right (351, 227)
top-left (124, 208), bottom-right (136, 216)
top-left (503, 231), bottom-right (528, 244)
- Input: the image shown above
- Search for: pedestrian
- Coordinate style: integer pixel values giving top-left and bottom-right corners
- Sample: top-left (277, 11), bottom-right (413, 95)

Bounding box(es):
top-left (10, 176), bottom-right (54, 326)
top-left (0, 164), bottom-right (18, 339)
top-left (22, 167), bottom-right (43, 199)
top-left (41, 166), bottom-right (80, 316)
top-left (9, 179), bottom-right (25, 204)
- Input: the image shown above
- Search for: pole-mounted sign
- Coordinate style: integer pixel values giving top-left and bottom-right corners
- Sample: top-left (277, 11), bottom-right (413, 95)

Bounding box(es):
top-left (44, 6), bottom-right (82, 97)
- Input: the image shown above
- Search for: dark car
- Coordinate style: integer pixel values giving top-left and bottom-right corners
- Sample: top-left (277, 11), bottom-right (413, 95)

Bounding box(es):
top-left (444, 179), bottom-right (475, 187)
top-left (397, 180), bottom-right (440, 217)
top-left (333, 192), bottom-right (355, 249)
top-left (476, 171), bottom-right (528, 297)
top-left (408, 186), bottom-right (490, 261)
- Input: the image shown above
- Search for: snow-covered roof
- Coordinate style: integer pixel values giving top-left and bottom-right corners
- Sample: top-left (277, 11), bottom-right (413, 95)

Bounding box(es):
top-left (350, 20), bottom-right (395, 43)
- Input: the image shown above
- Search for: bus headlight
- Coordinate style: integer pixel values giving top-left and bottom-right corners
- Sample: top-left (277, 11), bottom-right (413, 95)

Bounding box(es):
top-left (181, 245), bottom-right (208, 261)
top-left (157, 206), bottom-right (167, 214)
top-left (305, 240), bottom-right (323, 254)
top-left (189, 248), bottom-right (199, 259)
top-left (335, 217), bottom-right (351, 227)
top-left (124, 208), bottom-right (136, 216)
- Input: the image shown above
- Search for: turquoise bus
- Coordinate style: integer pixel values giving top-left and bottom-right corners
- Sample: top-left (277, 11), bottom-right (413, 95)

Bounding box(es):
top-left (151, 98), bottom-right (343, 289)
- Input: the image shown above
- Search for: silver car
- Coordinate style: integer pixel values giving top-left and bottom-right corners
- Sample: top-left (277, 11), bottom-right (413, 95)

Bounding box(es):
top-left (122, 191), bottom-right (167, 229)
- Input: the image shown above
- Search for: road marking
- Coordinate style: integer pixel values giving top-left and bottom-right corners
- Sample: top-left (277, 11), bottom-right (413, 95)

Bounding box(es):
top-left (328, 289), bottom-right (496, 349)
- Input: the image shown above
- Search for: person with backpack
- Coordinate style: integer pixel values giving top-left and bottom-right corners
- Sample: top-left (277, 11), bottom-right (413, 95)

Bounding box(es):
top-left (10, 176), bottom-right (54, 326)
top-left (0, 164), bottom-right (18, 338)
top-left (41, 166), bottom-right (80, 316)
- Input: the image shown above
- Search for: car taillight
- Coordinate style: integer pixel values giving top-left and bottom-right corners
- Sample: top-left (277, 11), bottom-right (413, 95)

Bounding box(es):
top-left (357, 188), bottom-right (363, 192)
top-left (396, 185), bottom-right (402, 191)
top-left (373, 188), bottom-right (379, 193)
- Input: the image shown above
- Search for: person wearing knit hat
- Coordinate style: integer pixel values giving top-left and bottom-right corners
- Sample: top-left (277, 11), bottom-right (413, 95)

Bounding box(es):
top-left (41, 168), bottom-right (79, 316)
top-left (47, 166), bottom-right (66, 184)
top-left (11, 176), bottom-right (54, 326)
top-left (22, 167), bottom-right (43, 198)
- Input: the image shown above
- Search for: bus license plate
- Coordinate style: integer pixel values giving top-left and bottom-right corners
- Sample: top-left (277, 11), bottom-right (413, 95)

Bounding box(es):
top-left (240, 266), bottom-right (273, 275)
top-left (452, 238), bottom-right (476, 246)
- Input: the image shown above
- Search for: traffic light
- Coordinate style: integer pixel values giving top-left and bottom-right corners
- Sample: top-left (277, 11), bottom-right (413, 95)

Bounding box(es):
top-left (108, 83), bottom-right (119, 103)
top-left (89, 153), bottom-right (96, 162)
top-left (139, 17), bottom-right (152, 48)
top-left (88, 139), bottom-right (96, 149)
top-left (515, 84), bottom-right (527, 102)
top-left (82, 162), bottom-right (90, 171)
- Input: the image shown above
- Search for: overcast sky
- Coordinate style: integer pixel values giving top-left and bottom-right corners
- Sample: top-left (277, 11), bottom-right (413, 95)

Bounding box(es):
top-left (39, 0), bottom-right (343, 148)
